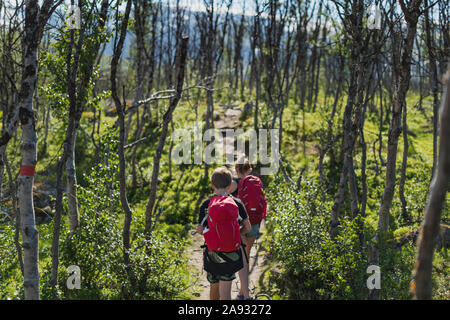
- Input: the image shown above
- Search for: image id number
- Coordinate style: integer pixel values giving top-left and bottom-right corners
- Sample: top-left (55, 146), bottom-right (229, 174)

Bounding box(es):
top-left (222, 304), bottom-right (271, 315)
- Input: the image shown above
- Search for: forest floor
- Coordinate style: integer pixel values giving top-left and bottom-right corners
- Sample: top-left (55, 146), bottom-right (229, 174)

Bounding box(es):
top-left (187, 103), bottom-right (270, 300)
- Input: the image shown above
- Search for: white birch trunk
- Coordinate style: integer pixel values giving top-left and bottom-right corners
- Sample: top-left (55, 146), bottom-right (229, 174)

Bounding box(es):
top-left (66, 129), bottom-right (79, 230)
top-left (18, 2), bottom-right (40, 299)
top-left (17, 0), bottom-right (60, 299)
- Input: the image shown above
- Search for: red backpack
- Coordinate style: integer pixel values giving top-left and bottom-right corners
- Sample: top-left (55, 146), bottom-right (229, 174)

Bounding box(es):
top-left (238, 175), bottom-right (267, 225)
top-left (203, 195), bottom-right (242, 252)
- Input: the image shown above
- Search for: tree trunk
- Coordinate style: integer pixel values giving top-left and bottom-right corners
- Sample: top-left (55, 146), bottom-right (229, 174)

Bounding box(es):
top-left (330, 58), bottom-right (359, 236)
top-left (145, 36), bottom-right (189, 236)
top-left (378, 2), bottom-right (421, 234)
top-left (399, 101), bottom-right (410, 223)
top-left (371, 0), bottom-right (423, 300)
top-left (18, 0), bottom-right (43, 300)
top-left (110, 0), bottom-right (135, 293)
top-left (413, 70), bottom-right (450, 299)
top-left (424, 0), bottom-right (440, 182)
top-left (66, 127), bottom-right (79, 230)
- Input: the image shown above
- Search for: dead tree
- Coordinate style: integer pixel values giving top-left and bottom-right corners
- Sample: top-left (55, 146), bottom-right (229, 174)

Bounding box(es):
top-left (259, 0), bottom-right (296, 146)
top-left (194, 0), bottom-right (232, 180)
top-left (231, 8), bottom-right (245, 101)
top-left (144, 37), bottom-right (189, 236)
top-left (125, 0), bottom-right (149, 146)
top-left (130, 0), bottom-right (160, 189)
top-left (249, 0), bottom-right (263, 132)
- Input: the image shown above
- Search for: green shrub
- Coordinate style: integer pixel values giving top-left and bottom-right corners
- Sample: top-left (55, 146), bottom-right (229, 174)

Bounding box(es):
top-left (266, 175), bottom-right (416, 300)
top-left (0, 223), bottom-right (22, 299)
top-left (39, 126), bottom-right (190, 300)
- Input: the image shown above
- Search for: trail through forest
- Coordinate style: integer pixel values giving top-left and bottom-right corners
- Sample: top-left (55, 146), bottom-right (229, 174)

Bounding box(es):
top-left (187, 103), bottom-right (269, 300)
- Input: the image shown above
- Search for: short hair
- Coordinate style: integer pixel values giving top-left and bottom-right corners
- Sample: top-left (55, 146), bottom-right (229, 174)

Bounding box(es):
top-left (235, 157), bottom-right (251, 175)
top-left (211, 167), bottom-right (232, 189)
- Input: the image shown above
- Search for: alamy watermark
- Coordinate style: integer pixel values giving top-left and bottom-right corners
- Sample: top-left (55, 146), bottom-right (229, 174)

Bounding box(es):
top-left (367, 5), bottom-right (381, 30)
top-left (66, 5), bottom-right (81, 30)
top-left (171, 122), bottom-right (280, 175)
top-left (366, 265), bottom-right (381, 290)
top-left (66, 265), bottom-right (81, 290)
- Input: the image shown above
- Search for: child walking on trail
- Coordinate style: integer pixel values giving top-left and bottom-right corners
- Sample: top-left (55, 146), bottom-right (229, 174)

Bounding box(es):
top-left (230, 157), bottom-right (267, 300)
top-left (196, 167), bottom-right (251, 300)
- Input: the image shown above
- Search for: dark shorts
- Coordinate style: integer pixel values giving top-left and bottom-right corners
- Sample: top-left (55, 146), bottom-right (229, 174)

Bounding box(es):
top-left (207, 271), bottom-right (236, 283)
top-left (245, 224), bottom-right (260, 238)
top-left (204, 249), bottom-right (242, 284)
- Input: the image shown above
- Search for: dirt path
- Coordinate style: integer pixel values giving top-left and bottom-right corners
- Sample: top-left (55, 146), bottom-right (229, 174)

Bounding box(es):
top-left (187, 103), bottom-right (269, 300)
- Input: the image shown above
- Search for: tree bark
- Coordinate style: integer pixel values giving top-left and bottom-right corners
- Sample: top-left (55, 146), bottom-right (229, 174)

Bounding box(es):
top-left (399, 100), bottom-right (410, 223)
top-left (18, 0), bottom-right (61, 300)
top-left (424, 0), bottom-right (440, 182)
top-left (413, 70), bottom-right (450, 300)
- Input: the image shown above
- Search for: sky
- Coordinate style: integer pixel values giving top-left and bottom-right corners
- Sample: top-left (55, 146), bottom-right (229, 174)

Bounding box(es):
top-left (161, 0), bottom-right (258, 16)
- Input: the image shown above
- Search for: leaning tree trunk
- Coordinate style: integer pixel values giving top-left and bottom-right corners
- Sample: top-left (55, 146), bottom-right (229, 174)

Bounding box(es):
top-left (413, 70), bottom-right (450, 300)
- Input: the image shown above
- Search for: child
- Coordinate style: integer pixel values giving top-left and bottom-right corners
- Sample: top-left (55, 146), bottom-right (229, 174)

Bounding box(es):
top-left (231, 158), bottom-right (267, 300)
top-left (197, 166), bottom-right (251, 300)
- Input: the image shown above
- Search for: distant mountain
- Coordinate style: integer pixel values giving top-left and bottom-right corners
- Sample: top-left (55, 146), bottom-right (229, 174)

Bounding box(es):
top-left (101, 4), bottom-right (253, 65)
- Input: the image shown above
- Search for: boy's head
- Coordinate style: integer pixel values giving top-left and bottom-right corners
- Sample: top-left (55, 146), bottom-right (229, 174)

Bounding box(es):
top-left (235, 157), bottom-right (252, 177)
top-left (211, 166), bottom-right (232, 190)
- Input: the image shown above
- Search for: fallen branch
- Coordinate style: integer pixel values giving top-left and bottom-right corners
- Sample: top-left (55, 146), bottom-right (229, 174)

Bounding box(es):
top-left (124, 124), bottom-right (162, 149)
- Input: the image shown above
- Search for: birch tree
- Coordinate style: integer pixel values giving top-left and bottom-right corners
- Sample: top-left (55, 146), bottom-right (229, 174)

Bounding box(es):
top-left (17, 0), bottom-right (62, 300)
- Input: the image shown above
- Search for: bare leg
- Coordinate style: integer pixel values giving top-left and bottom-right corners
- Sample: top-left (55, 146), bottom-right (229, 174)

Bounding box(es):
top-left (238, 245), bottom-right (249, 299)
top-left (246, 236), bottom-right (256, 259)
top-left (210, 282), bottom-right (220, 300)
top-left (219, 280), bottom-right (233, 300)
